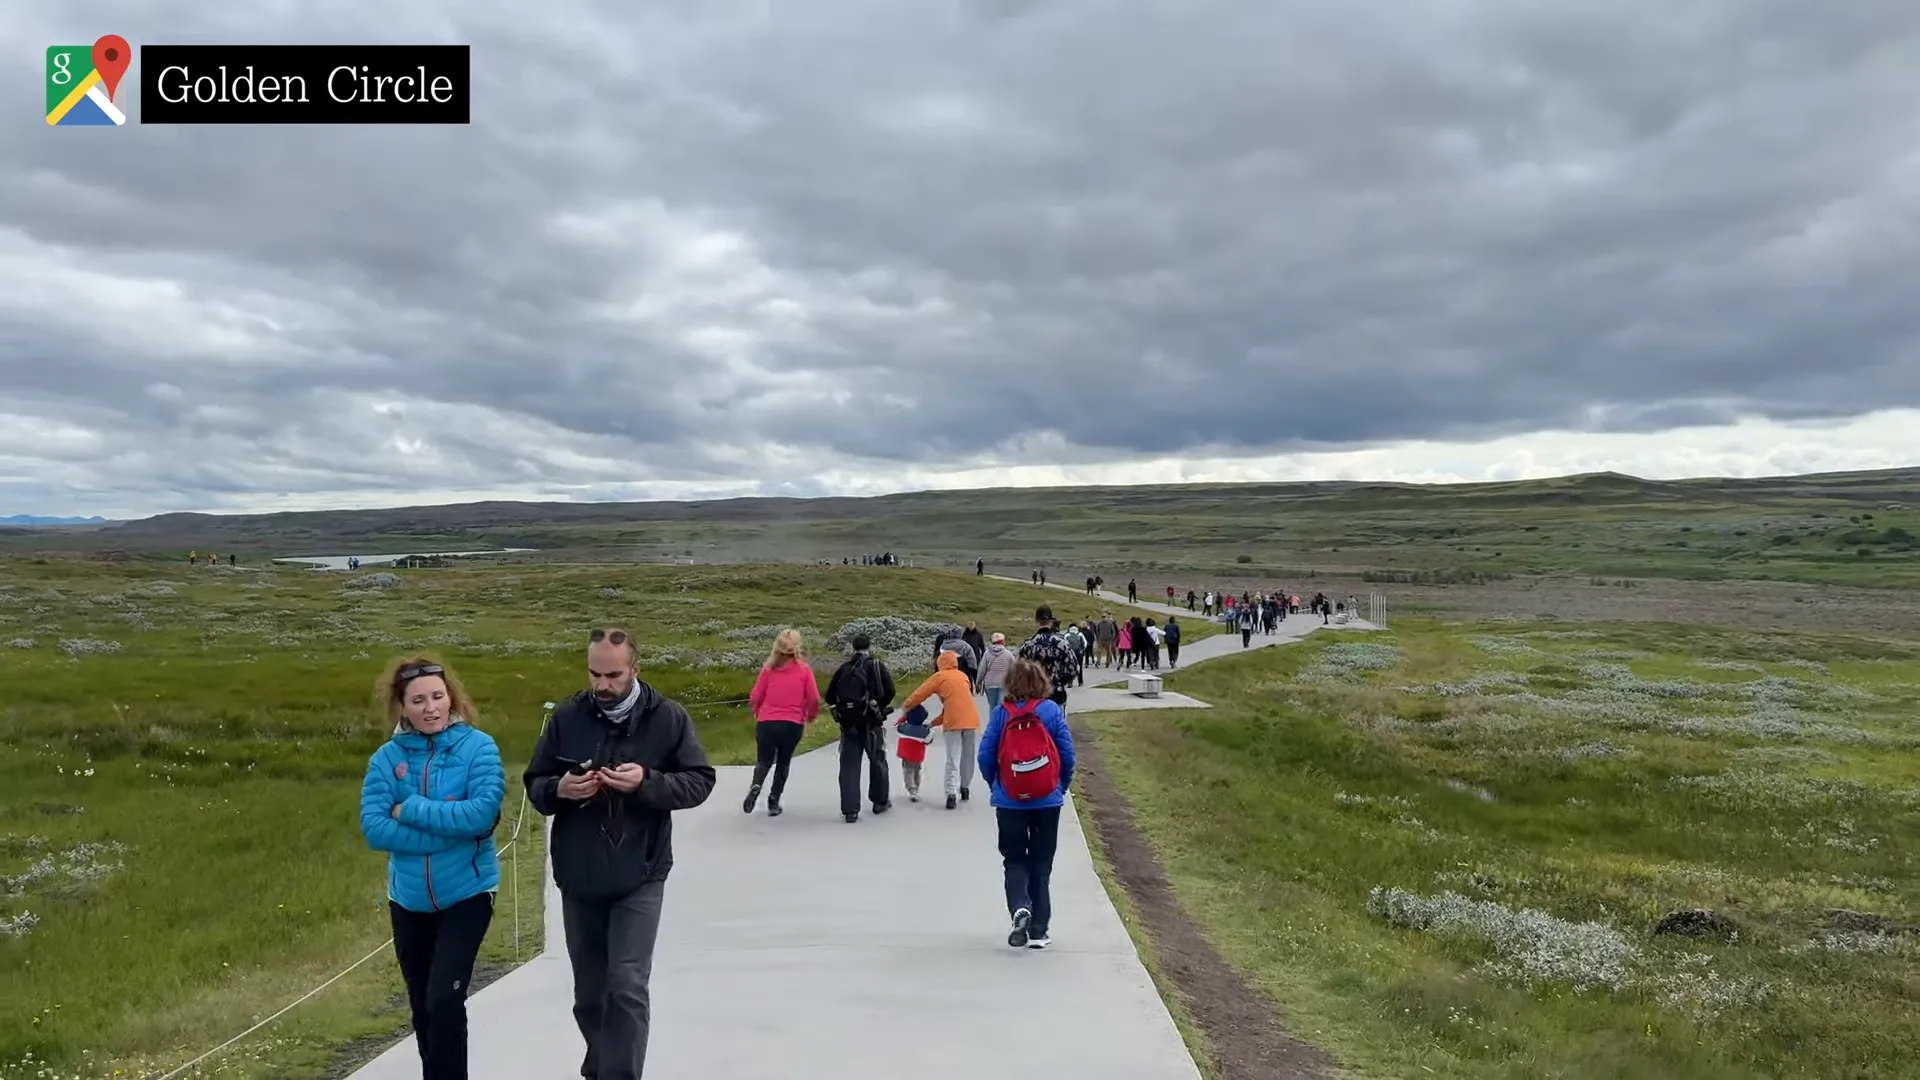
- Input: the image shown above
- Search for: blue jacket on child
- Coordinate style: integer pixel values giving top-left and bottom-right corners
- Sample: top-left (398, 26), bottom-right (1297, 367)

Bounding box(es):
top-left (977, 698), bottom-right (1075, 810)
top-left (360, 719), bottom-right (505, 912)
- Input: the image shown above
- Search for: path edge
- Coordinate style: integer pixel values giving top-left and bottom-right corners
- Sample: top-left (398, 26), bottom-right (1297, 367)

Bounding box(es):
top-left (1069, 713), bottom-right (1340, 1080)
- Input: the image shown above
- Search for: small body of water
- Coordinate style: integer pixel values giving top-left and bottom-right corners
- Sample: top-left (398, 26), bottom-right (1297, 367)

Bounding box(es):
top-left (272, 548), bottom-right (537, 570)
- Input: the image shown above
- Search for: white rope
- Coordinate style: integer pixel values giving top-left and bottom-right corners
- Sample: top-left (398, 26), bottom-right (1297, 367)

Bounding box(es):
top-left (152, 788), bottom-right (538, 1079)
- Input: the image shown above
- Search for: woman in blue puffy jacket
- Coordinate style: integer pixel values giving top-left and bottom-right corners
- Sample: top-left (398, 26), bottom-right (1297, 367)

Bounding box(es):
top-left (360, 655), bottom-right (505, 1080)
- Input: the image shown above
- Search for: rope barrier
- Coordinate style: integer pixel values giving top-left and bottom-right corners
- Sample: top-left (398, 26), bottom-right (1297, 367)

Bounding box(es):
top-left (145, 694), bottom-right (752, 1078)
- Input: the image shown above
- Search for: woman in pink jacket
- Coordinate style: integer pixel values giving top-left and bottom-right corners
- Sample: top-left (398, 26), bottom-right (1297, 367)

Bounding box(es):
top-left (743, 628), bottom-right (820, 817)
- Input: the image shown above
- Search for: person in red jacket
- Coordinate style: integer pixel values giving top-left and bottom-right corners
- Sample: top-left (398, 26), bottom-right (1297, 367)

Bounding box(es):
top-left (743, 629), bottom-right (820, 817)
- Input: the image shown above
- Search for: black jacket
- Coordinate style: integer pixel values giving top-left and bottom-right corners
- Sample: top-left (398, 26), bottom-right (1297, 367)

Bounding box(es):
top-left (823, 651), bottom-right (896, 727)
top-left (524, 684), bottom-right (716, 900)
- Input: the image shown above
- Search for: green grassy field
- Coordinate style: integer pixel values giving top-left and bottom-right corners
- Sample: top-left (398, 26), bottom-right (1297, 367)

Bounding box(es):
top-left (1082, 619), bottom-right (1920, 1078)
top-left (0, 559), bottom-right (1191, 1079)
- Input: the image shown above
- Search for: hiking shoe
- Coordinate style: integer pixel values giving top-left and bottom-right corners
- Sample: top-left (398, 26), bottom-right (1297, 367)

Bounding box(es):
top-left (1008, 908), bottom-right (1031, 948)
top-left (844, 813), bottom-right (859, 823)
top-left (960, 787), bottom-right (970, 802)
top-left (908, 792), bottom-right (920, 802)
top-left (742, 783), bottom-right (761, 814)
top-left (1027, 933), bottom-right (1052, 950)
top-left (873, 802), bottom-right (891, 815)
top-left (946, 794), bottom-right (958, 810)
top-left (767, 801), bottom-right (782, 817)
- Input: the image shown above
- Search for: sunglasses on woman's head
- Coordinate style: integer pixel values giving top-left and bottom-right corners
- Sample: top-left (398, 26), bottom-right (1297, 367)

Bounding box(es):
top-left (397, 663), bottom-right (444, 682)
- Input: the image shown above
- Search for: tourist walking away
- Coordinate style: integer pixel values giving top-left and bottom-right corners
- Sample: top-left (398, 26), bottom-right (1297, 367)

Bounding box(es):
top-left (1164, 616), bottom-right (1182, 668)
top-left (976, 557), bottom-right (984, 576)
top-left (1116, 617), bottom-right (1134, 669)
top-left (976, 631), bottom-right (1015, 712)
top-left (899, 649), bottom-right (983, 808)
top-left (932, 627), bottom-right (979, 687)
top-left (360, 656), bottom-right (505, 1080)
top-left (978, 659), bottom-right (1076, 950)
top-left (523, 627), bottom-right (717, 1080)
top-left (742, 629), bottom-right (819, 817)
top-left (961, 622), bottom-right (987, 667)
top-left (824, 633), bottom-right (897, 822)
top-left (1127, 578), bottom-right (1138, 602)
top-left (1017, 606), bottom-right (1082, 710)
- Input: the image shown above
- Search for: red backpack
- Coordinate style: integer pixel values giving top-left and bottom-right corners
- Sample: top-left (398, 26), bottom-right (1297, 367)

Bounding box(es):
top-left (997, 699), bottom-right (1061, 802)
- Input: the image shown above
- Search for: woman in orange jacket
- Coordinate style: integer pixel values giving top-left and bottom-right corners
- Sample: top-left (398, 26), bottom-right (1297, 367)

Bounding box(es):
top-left (899, 649), bottom-right (982, 809)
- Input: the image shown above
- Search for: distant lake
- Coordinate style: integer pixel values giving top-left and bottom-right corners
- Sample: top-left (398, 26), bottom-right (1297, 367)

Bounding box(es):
top-left (272, 548), bottom-right (537, 570)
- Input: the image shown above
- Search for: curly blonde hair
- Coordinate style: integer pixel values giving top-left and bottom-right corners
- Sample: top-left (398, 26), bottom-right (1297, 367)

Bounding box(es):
top-left (374, 654), bottom-right (479, 732)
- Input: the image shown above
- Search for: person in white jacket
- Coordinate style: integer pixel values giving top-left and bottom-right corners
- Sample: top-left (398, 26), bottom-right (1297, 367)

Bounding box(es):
top-left (975, 632), bottom-right (1016, 713)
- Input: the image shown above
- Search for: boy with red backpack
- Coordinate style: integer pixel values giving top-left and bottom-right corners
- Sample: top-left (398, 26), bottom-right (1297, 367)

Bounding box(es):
top-left (975, 658), bottom-right (1076, 951)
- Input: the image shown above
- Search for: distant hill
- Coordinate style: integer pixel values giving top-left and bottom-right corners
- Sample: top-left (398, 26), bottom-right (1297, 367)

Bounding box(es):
top-left (2, 467), bottom-right (1916, 590)
top-left (1, 514), bottom-right (110, 526)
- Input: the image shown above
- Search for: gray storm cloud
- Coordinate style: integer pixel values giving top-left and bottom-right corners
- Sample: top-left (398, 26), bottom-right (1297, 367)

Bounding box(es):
top-left (4, 0), bottom-right (1918, 514)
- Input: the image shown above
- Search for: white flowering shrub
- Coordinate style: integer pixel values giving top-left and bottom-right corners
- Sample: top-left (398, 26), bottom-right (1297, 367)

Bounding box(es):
top-left (57, 637), bottom-right (121, 657)
top-left (0, 911), bottom-right (38, 938)
top-left (2, 839), bottom-right (127, 896)
top-left (1296, 642), bottom-right (1403, 683)
top-left (825, 616), bottom-right (964, 664)
top-left (5, 638), bottom-right (31, 649)
top-left (1365, 886), bottom-right (1639, 990)
top-left (1667, 771), bottom-right (1867, 811)
top-left (343, 572), bottom-right (403, 590)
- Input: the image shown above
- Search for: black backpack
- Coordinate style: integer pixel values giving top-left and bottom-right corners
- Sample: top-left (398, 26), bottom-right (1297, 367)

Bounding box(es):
top-left (831, 655), bottom-right (884, 726)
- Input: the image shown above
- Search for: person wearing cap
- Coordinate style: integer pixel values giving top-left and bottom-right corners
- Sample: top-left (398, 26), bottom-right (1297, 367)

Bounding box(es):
top-left (359, 654), bottom-right (505, 1080)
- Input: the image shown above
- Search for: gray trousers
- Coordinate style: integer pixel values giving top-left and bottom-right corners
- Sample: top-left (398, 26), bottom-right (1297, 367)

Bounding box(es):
top-left (562, 879), bottom-right (665, 1080)
top-left (944, 727), bottom-right (979, 797)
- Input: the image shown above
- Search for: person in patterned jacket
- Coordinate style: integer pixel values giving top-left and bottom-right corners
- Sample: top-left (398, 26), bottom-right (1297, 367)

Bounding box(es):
top-left (1017, 605), bottom-right (1082, 710)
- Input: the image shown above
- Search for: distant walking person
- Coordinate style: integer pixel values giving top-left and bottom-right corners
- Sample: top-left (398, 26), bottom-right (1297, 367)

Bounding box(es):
top-left (899, 648), bottom-right (983, 809)
top-left (978, 659), bottom-right (1076, 950)
top-left (524, 627), bottom-right (718, 1080)
top-left (976, 557), bottom-right (984, 576)
top-left (360, 656), bottom-right (505, 1080)
top-left (1164, 616), bottom-right (1182, 668)
top-left (1126, 578), bottom-right (1138, 603)
top-left (824, 633), bottom-right (897, 822)
top-left (1238, 604), bottom-right (1258, 647)
top-left (742, 629), bottom-right (820, 817)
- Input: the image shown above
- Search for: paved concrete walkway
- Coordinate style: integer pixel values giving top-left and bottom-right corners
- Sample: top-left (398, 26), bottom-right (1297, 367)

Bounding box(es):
top-left (350, 580), bottom-right (1377, 1080)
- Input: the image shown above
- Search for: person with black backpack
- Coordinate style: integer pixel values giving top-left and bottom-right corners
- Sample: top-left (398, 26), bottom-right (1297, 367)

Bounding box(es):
top-left (824, 633), bottom-right (897, 823)
top-left (1016, 606), bottom-right (1081, 711)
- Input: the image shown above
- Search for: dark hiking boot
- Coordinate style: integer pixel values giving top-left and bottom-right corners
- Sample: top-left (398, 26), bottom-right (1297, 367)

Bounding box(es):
top-left (1008, 907), bottom-right (1031, 948)
top-left (767, 799), bottom-right (782, 817)
top-left (844, 813), bottom-right (859, 823)
top-left (873, 801), bottom-right (891, 815)
top-left (960, 787), bottom-right (970, 801)
top-left (742, 783), bottom-right (761, 814)
top-left (946, 794), bottom-right (958, 809)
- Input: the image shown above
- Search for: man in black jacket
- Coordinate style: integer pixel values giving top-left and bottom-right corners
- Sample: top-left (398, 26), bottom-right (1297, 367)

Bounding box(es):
top-left (823, 633), bottom-right (896, 823)
top-left (525, 627), bottom-right (716, 1080)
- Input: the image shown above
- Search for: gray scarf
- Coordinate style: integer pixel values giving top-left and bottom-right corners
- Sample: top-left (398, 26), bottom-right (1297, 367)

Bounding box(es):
top-left (600, 680), bottom-right (642, 727)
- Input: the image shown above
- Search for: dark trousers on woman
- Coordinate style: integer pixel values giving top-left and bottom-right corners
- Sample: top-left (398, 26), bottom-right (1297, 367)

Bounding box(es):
top-left (1167, 641), bottom-right (1180, 666)
top-left (997, 806), bottom-right (1063, 936)
top-left (749, 720), bottom-right (804, 807)
top-left (1241, 627), bottom-right (1253, 647)
top-left (390, 891), bottom-right (494, 1080)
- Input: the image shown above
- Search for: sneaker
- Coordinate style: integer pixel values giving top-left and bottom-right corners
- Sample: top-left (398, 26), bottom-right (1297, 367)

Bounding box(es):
top-left (1008, 907), bottom-right (1031, 948)
top-left (946, 794), bottom-right (958, 810)
top-left (960, 787), bottom-right (970, 802)
top-left (873, 801), bottom-right (891, 815)
top-left (1027, 933), bottom-right (1052, 950)
top-left (909, 792), bottom-right (920, 802)
top-left (844, 813), bottom-right (858, 823)
top-left (767, 801), bottom-right (782, 817)
top-left (741, 783), bottom-right (761, 814)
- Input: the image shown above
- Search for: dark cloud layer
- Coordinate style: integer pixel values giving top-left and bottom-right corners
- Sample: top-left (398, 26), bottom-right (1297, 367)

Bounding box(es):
top-left (5, 0), bottom-right (1919, 515)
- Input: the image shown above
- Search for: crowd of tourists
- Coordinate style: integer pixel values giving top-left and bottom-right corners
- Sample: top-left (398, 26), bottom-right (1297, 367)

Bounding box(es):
top-left (359, 603), bottom-right (1084, 1079)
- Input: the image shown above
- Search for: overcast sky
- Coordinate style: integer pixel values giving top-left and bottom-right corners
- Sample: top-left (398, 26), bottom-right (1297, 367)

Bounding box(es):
top-left (7, 1), bottom-right (1920, 519)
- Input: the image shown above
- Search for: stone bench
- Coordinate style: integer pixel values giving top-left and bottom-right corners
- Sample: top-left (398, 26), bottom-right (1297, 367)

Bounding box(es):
top-left (1127, 672), bottom-right (1163, 697)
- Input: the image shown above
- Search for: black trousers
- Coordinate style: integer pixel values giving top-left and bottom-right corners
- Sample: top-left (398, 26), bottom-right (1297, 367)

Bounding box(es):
top-left (838, 723), bottom-right (890, 816)
top-left (1241, 627), bottom-right (1253, 646)
top-left (750, 721), bottom-right (804, 803)
top-left (563, 879), bottom-right (666, 1080)
top-left (1167, 641), bottom-right (1180, 665)
top-left (389, 891), bottom-right (494, 1080)
top-left (996, 806), bottom-right (1063, 935)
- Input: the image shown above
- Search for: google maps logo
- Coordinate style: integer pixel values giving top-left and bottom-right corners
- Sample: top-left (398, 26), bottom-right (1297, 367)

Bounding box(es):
top-left (46, 35), bottom-right (131, 126)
